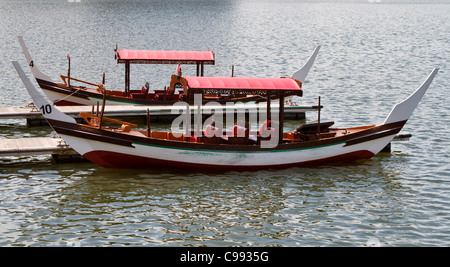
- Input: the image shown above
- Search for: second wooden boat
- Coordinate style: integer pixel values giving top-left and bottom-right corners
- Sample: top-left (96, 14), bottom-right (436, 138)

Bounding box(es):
top-left (18, 36), bottom-right (320, 106)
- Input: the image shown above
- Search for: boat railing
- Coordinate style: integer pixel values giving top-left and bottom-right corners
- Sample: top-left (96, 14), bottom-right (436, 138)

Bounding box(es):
top-left (60, 75), bottom-right (98, 88)
top-left (79, 112), bottom-right (137, 132)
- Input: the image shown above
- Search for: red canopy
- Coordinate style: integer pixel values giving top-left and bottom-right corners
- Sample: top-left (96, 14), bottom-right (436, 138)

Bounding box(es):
top-left (116, 50), bottom-right (215, 65)
top-left (184, 76), bottom-right (302, 96)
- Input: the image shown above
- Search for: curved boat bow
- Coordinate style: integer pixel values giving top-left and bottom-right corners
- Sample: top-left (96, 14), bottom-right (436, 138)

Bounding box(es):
top-left (12, 61), bottom-right (75, 124)
top-left (18, 36), bottom-right (53, 83)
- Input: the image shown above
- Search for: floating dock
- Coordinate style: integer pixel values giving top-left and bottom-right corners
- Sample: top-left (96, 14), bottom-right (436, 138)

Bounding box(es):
top-left (0, 136), bottom-right (74, 157)
top-left (0, 103), bottom-right (320, 126)
top-left (0, 136), bottom-right (82, 163)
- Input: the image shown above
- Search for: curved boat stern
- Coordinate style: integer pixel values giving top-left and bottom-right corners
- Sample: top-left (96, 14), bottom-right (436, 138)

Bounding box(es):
top-left (383, 68), bottom-right (439, 125)
top-left (291, 45), bottom-right (321, 83)
top-left (369, 68), bottom-right (439, 155)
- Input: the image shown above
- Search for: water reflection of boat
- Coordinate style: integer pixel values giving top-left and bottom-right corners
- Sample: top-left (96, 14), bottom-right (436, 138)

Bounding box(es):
top-left (13, 61), bottom-right (438, 171)
top-left (18, 36), bottom-right (319, 106)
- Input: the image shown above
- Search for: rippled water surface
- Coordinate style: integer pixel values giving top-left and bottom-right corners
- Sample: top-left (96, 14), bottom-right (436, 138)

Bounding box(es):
top-left (0, 0), bottom-right (449, 246)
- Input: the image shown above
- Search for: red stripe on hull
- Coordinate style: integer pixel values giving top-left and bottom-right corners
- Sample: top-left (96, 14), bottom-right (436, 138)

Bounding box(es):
top-left (82, 150), bottom-right (376, 171)
top-left (53, 100), bottom-right (85, 106)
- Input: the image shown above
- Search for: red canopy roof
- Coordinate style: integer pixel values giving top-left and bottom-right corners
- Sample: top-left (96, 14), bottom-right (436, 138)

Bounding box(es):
top-left (184, 76), bottom-right (302, 96)
top-left (116, 50), bottom-right (215, 65)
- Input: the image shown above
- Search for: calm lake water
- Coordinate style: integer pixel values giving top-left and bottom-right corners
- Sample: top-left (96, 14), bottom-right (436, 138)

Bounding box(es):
top-left (0, 0), bottom-right (449, 247)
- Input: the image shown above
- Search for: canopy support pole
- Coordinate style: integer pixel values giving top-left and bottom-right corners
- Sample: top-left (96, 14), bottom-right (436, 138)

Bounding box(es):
top-left (125, 62), bottom-right (130, 97)
top-left (147, 108), bottom-right (151, 137)
top-left (67, 55), bottom-right (71, 88)
top-left (317, 96), bottom-right (321, 138)
top-left (185, 94), bottom-right (191, 137)
top-left (195, 94), bottom-right (202, 137)
top-left (98, 85), bottom-right (106, 129)
top-left (279, 94), bottom-right (284, 144)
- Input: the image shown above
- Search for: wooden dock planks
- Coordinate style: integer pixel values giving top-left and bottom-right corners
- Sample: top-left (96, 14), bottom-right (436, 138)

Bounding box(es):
top-left (0, 137), bottom-right (74, 157)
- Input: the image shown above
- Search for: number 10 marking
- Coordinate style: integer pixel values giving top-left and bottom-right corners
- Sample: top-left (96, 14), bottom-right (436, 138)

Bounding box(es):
top-left (40, 104), bottom-right (52, 114)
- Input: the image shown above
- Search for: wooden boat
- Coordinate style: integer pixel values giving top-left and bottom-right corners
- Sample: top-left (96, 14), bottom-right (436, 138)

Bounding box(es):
top-left (12, 61), bottom-right (438, 171)
top-left (18, 36), bottom-right (320, 106)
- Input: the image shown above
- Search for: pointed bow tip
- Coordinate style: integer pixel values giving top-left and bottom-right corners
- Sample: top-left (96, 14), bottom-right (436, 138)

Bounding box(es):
top-left (425, 68), bottom-right (439, 84)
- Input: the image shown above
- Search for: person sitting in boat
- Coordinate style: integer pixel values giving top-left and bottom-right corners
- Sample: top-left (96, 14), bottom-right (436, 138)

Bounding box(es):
top-left (232, 120), bottom-right (249, 138)
top-left (259, 120), bottom-right (278, 138)
top-left (141, 82), bottom-right (149, 95)
top-left (205, 119), bottom-right (222, 138)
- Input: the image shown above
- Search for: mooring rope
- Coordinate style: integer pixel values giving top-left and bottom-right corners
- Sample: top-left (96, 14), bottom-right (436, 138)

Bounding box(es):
top-left (53, 86), bottom-right (89, 105)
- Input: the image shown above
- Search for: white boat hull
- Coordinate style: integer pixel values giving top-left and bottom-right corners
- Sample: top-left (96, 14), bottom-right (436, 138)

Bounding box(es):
top-left (41, 87), bottom-right (135, 106)
top-left (58, 132), bottom-right (395, 170)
